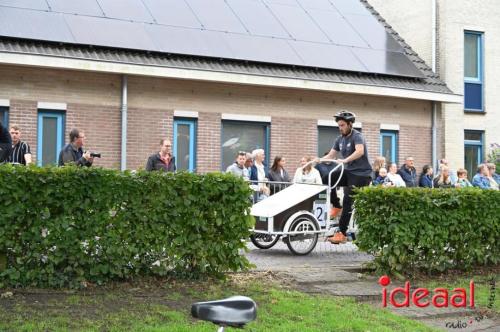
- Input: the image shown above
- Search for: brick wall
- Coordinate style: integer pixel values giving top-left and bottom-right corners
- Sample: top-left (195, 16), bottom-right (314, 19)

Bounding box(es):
top-left (8, 99), bottom-right (37, 161)
top-left (0, 64), bottom-right (434, 173)
top-left (399, 125), bottom-right (432, 172)
top-left (197, 112), bottom-right (221, 173)
top-left (65, 103), bottom-right (122, 169)
top-left (270, 117), bottom-right (317, 170)
top-left (126, 107), bottom-right (173, 170)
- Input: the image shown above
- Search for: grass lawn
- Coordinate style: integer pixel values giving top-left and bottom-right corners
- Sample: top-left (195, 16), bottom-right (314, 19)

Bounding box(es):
top-left (416, 272), bottom-right (499, 314)
top-left (0, 273), bottom-right (438, 332)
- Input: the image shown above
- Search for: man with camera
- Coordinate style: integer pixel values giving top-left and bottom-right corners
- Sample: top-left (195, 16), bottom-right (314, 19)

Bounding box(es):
top-left (58, 128), bottom-right (96, 167)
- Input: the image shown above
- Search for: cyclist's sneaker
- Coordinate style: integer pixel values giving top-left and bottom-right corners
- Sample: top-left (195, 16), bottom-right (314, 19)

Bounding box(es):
top-left (328, 232), bottom-right (347, 244)
top-left (330, 207), bottom-right (342, 218)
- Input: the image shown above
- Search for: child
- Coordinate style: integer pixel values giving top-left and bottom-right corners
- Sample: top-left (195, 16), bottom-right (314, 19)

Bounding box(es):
top-left (455, 168), bottom-right (472, 188)
top-left (373, 167), bottom-right (394, 187)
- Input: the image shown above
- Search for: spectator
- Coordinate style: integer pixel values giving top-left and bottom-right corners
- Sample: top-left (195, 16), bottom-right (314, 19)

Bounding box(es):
top-left (387, 163), bottom-right (406, 187)
top-left (472, 164), bottom-right (491, 189)
top-left (455, 168), bottom-right (472, 188)
top-left (373, 167), bottom-right (394, 187)
top-left (439, 158), bottom-right (458, 185)
top-left (419, 164), bottom-right (434, 188)
top-left (315, 151), bottom-right (336, 184)
top-left (58, 128), bottom-right (93, 167)
top-left (486, 163), bottom-right (499, 190)
top-left (0, 121), bottom-right (12, 163)
top-left (433, 165), bottom-right (453, 188)
top-left (268, 155), bottom-right (290, 194)
top-left (372, 156), bottom-right (386, 180)
top-left (397, 156), bottom-right (418, 187)
top-left (8, 125), bottom-right (32, 165)
top-left (145, 139), bottom-right (176, 172)
top-left (244, 152), bottom-right (253, 172)
top-left (226, 151), bottom-right (249, 180)
top-left (293, 156), bottom-right (322, 184)
top-left (491, 163), bottom-right (500, 185)
top-left (250, 149), bottom-right (269, 200)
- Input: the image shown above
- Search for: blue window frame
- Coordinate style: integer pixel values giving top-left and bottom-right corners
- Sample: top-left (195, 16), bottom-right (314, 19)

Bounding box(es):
top-left (380, 131), bottom-right (398, 165)
top-left (221, 120), bottom-right (269, 171)
top-left (0, 106), bottom-right (8, 127)
top-left (464, 31), bottom-right (484, 112)
top-left (37, 111), bottom-right (65, 166)
top-left (173, 118), bottom-right (197, 172)
top-left (464, 130), bottom-right (484, 180)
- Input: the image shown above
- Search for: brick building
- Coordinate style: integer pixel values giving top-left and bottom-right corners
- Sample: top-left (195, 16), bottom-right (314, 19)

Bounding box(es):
top-left (0, 0), bottom-right (459, 174)
top-left (371, 0), bottom-right (500, 176)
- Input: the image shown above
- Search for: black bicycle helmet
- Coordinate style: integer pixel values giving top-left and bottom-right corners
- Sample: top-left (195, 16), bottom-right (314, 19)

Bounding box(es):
top-left (334, 111), bottom-right (356, 123)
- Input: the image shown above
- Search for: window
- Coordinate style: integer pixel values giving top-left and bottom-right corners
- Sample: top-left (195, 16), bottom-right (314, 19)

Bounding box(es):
top-left (464, 130), bottom-right (484, 179)
top-left (173, 118), bottom-right (197, 172)
top-left (0, 106), bottom-right (8, 127)
top-left (318, 126), bottom-right (340, 156)
top-left (221, 120), bottom-right (269, 171)
top-left (380, 131), bottom-right (398, 165)
top-left (37, 111), bottom-right (65, 166)
top-left (464, 31), bottom-right (483, 112)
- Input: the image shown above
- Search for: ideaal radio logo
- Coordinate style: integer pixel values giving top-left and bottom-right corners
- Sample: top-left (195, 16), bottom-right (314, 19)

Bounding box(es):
top-left (378, 275), bottom-right (497, 329)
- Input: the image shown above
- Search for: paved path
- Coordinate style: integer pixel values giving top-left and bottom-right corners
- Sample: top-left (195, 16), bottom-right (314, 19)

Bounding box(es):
top-left (246, 240), bottom-right (499, 332)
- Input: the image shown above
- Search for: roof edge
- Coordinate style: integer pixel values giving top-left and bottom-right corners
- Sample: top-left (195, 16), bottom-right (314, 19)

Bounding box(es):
top-left (0, 51), bottom-right (461, 103)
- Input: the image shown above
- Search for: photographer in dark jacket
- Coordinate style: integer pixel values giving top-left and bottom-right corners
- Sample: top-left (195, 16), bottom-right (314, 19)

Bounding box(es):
top-left (0, 122), bottom-right (12, 163)
top-left (58, 128), bottom-right (93, 167)
top-left (397, 156), bottom-right (418, 187)
top-left (145, 139), bottom-right (176, 172)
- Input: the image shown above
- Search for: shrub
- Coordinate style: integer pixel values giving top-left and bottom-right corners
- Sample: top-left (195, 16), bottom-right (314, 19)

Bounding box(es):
top-left (0, 165), bottom-right (253, 288)
top-left (355, 187), bottom-right (500, 275)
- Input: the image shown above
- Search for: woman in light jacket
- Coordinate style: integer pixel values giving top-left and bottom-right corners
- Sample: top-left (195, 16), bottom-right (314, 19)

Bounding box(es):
top-left (293, 156), bottom-right (322, 185)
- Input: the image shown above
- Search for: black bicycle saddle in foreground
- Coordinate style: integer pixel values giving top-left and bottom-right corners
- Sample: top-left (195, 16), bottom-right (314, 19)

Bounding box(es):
top-left (191, 296), bottom-right (257, 328)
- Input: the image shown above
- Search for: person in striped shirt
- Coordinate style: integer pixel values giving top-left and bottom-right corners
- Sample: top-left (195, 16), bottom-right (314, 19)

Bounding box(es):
top-left (9, 125), bottom-right (32, 165)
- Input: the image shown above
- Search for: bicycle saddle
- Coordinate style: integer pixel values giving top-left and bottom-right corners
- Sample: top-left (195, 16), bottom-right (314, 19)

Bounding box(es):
top-left (191, 296), bottom-right (257, 327)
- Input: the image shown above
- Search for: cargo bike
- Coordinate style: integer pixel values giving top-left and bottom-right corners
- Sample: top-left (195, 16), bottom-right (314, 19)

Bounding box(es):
top-left (249, 160), bottom-right (357, 255)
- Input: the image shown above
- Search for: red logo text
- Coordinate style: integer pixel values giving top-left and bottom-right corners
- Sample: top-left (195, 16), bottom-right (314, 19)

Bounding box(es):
top-left (379, 275), bottom-right (474, 308)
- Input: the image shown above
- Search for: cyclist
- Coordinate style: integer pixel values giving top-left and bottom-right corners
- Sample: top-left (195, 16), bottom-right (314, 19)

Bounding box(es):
top-left (320, 111), bottom-right (372, 244)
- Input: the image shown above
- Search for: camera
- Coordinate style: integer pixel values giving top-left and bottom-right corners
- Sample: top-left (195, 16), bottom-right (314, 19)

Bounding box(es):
top-left (90, 152), bottom-right (101, 158)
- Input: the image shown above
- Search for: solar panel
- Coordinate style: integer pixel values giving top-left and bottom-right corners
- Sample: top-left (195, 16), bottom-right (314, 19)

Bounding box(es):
top-left (0, 0), bottom-right (425, 78)
top-left (0, 6), bottom-right (73, 42)
top-left (185, 0), bottom-right (247, 33)
top-left (0, 0), bottom-right (48, 11)
top-left (65, 15), bottom-right (156, 51)
top-left (351, 48), bottom-right (424, 78)
top-left (344, 14), bottom-right (403, 52)
top-left (143, 0), bottom-right (201, 28)
top-left (330, 0), bottom-right (370, 16)
top-left (146, 24), bottom-right (232, 58)
top-left (47, 0), bottom-right (104, 17)
top-left (296, 0), bottom-right (335, 11)
top-left (224, 33), bottom-right (302, 65)
top-left (306, 8), bottom-right (368, 48)
top-left (264, 0), bottom-right (298, 6)
top-left (267, 2), bottom-right (329, 43)
top-left (97, 0), bottom-right (154, 23)
top-left (290, 41), bottom-right (366, 72)
top-left (227, 0), bottom-right (290, 38)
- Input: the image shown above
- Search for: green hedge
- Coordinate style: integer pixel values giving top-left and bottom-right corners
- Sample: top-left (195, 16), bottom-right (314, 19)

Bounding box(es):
top-left (0, 165), bottom-right (253, 288)
top-left (355, 187), bottom-right (500, 275)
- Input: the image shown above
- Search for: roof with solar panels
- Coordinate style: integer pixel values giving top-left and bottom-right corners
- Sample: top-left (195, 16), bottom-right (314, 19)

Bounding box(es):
top-left (0, 0), bottom-right (454, 96)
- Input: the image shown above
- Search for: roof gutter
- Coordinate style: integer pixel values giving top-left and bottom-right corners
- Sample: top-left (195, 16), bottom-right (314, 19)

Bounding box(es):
top-left (0, 51), bottom-right (462, 104)
top-left (120, 75), bottom-right (127, 171)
